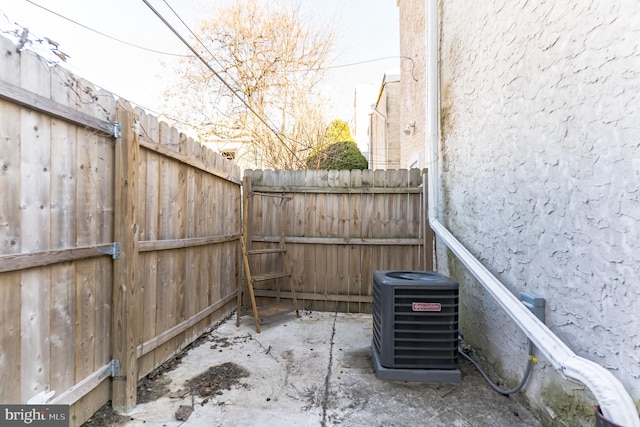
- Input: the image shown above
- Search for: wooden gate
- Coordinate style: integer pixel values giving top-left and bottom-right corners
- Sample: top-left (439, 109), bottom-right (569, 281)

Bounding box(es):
top-left (241, 169), bottom-right (432, 314)
top-left (0, 35), bottom-right (241, 424)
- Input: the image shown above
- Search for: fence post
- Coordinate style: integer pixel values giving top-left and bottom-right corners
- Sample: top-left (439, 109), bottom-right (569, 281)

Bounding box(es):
top-left (112, 101), bottom-right (139, 412)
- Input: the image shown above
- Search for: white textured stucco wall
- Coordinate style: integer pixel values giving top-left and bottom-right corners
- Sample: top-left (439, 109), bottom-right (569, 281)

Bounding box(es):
top-left (437, 0), bottom-right (640, 422)
top-left (398, 0), bottom-right (427, 169)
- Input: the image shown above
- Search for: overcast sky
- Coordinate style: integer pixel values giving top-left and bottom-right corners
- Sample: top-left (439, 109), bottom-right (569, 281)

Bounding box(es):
top-left (0, 0), bottom-right (399, 126)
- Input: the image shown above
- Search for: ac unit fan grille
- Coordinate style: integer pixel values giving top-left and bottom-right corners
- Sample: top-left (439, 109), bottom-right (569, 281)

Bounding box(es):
top-left (391, 288), bottom-right (458, 369)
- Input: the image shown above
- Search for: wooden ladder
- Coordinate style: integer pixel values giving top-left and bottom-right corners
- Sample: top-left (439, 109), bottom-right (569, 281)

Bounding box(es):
top-left (240, 184), bottom-right (299, 333)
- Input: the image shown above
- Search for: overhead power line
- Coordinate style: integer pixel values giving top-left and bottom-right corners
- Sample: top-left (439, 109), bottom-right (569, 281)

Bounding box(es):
top-left (141, 0), bottom-right (299, 161)
top-left (159, 0), bottom-right (229, 74)
top-left (24, 0), bottom-right (191, 57)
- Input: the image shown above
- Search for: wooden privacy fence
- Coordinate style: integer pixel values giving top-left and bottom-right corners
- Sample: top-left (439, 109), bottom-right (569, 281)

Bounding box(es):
top-left (0, 36), bottom-right (241, 425)
top-left (242, 169), bottom-right (432, 315)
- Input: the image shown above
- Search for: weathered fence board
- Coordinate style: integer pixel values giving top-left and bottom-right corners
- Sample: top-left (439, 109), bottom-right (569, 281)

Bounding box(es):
top-left (49, 65), bottom-right (77, 400)
top-left (243, 168), bottom-right (432, 314)
top-left (137, 109), bottom-right (160, 378)
top-left (50, 262), bottom-right (74, 396)
top-left (0, 272), bottom-right (21, 398)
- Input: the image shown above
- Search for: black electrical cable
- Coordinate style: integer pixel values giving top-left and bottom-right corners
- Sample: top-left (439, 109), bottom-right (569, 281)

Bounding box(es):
top-left (159, 0), bottom-right (229, 75)
top-left (459, 340), bottom-right (536, 396)
top-left (23, 0), bottom-right (191, 57)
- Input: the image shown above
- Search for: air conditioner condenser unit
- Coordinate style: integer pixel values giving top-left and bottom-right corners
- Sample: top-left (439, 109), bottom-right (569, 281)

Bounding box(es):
top-left (372, 270), bottom-right (461, 382)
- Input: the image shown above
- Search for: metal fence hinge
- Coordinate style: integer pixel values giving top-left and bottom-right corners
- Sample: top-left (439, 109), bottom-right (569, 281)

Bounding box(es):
top-left (104, 121), bottom-right (122, 139)
top-left (99, 359), bottom-right (120, 379)
top-left (99, 242), bottom-right (121, 259)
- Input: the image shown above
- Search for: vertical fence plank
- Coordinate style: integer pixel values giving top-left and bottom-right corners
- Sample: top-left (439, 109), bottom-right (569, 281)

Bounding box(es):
top-left (73, 78), bottom-right (100, 394)
top-left (281, 171), bottom-right (296, 302)
top-left (241, 175), bottom-right (252, 312)
top-left (0, 272), bottom-right (21, 402)
top-left (19, 49), bottom-right (52, 403)
top-left (408, 192), bottom-right (422, 269)
top-left (325, 170), bottom-right (340, 312)
top-left (74, 258), bottom-right (96, 385)
top-left (0, 102), bottom-right (21, 254)
top-left (264, 173), bottom-right (278, 290)
top-left (199, 173), bottom-right (213, 314)
top-left (220, 171), bottom-right (234, 308)
top-left (406, 169), bottom-right (421, 269)
top-left (174, 157), bottom-right (187, 329)
top-left (76, 79), bottom-right (98, 381)
top-left (388, 169), bottom-right (405, 269)
top-left (219, 177), bottom-right (232, 304)
top-left (51, 67), bottom-right (77, 249)
top-left (234, 176), bottom-right (242, 326)
top-left (303, 170), bottom-right (318, 310)
top-left (20, 259), bottom-right (51, 403)
top-left (194, 146), bottom-right (206, 320)
top-left (360, 170), bottom-right (374, 308)
top-left (209, 157), bottom-right (221, 308)
top-left (291, 170), bottom-right (306, 306)
top-left (349, 170), bottom-right (363, 313)
top-left (371, 170), bottom-right (388, 298)
top-left (49, 261), bottom-right (74, 394)
top-left (336, 170), bottom-right (351, 313)
top-left (138, 112), bottom-right (159, 377)
top-left (0, 36), bottom-right (23, 404)
top-left (112, 101), bottom-right (139, 412)
top-left (75, 79), bottom-right (100, 249)
top-left (95, 89), bottom-right (116, 371)
top-left (135, 112), bottom-right (149, 373)
top-left (225, 168), bottom-right (236, 301)
top-left (406, 169), bottom-right (422, 270)
top-left (49, 65), bottom-right (77, 396)
top-left (297, 170), bottom-right (317, 310)
top-left (0, 39), bottom-right (21, 255)
top-left (185, 141), bottom-right (198, 337)
top-left (155, 122), bottom-right (176, 363)
top-left (314, 170), bottom-right (328, 311)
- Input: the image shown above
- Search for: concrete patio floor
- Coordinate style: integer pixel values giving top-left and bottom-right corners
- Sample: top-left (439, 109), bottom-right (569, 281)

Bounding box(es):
top-left (120, 311), bottom-right (542, 426)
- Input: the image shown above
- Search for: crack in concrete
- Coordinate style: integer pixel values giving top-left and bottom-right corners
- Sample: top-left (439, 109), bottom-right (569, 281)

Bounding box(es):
top-left (320, 310), bottom-right (338, 427)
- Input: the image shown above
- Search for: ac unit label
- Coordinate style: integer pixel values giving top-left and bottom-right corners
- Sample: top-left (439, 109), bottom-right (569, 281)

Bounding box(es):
top-left (412, 302), bottom-right (441, 312)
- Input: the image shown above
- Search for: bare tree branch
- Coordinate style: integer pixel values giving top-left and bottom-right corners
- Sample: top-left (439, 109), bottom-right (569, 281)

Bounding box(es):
top-left (163, 0), bottom-right (335, 169)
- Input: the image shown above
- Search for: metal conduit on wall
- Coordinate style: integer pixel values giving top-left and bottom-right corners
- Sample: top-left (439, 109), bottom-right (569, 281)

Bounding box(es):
top-left (424, 1), bottom-right (640, 425)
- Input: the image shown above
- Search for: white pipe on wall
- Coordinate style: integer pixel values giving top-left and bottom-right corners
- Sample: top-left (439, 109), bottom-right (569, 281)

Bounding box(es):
top-left (424, 1), bottom-right (640, 425)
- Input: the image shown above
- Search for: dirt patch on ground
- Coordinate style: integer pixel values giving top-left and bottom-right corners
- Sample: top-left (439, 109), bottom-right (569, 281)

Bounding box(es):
top-left (82, 330), bottom-right (217, 426)
top-left (82, 323), bottom-right (253, 426)
top-left (136, 331), bottom-right (219, 404)
top-left (81, 313), bottom-right (256, 426)
top-left (186, 362), bottom-right (250, 399)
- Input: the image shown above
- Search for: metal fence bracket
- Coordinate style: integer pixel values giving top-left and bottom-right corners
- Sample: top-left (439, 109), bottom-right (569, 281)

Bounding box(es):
top-left (98, 359), bottom-right (120, 380)
top-left (103, 121), bottom-right (122, 139)
top-left (98, 242), bottom-right (121, 259)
